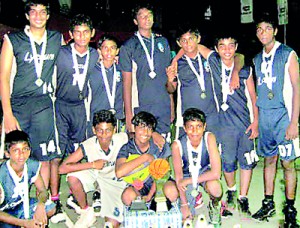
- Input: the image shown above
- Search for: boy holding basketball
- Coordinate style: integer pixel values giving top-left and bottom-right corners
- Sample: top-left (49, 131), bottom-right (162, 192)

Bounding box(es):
top-left (115, 111), bottom-right (178, 207)
top-left (59, 110), bottom-right (128, 228)
top-left (171, 108), bottom-right (223, 226)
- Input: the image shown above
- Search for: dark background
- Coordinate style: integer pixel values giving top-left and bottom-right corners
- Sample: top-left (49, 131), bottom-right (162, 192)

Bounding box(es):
top-left (0, 0), bottom-right (299, 63)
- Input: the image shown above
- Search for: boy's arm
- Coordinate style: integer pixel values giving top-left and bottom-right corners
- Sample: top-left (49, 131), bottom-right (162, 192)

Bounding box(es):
top-left (59, 146), bottom-right (106, 174)
top-left (0, 211), bottom-right (34, 227)
top-left (33, 174), bottom-right (48, 226)
top-left (0, 36), bottom-right (21, 133)
top-left (245, 74), bottom-right (259, 139)
top-left (198, 44), bottom-right (212, 59)
top-left (165, 62), bottom-right (178, 93)
top-left (230, 53), bottom-right (245, 90)
top-left (122, 71), bottom-right (134, 133)
top-left (286, 52), bottom-right (299, 140)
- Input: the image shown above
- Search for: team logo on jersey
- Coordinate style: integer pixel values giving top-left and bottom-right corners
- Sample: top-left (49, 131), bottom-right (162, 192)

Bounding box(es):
top-left (157, 42), bottom-right (164, 52)
top-left (203, 60), bottom-right (210, 72)
top-left (116, 71), bottom-right (121, 82)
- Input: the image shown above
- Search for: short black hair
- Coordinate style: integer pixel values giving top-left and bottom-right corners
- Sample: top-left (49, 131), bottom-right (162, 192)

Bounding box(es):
top-left (132, 3), bottom-right (154, 19)
top-left (97, 34), bottom-right (120, 49)
top-left (25, 0), bottom-right (50, 15)
top-left (69, 14), bottom-right (94, 32)
top-left (176, 23), bottom-right (200, 42)
top-left (256, 12), bottom-right (278, 30)
top-left (183, 108), bottom-right (206, 125)
top-left (214, 31), bottom-right (238, 48)
top-left (5, 130), bottom-right (31, 152)
top-left (132, 111), bottom-right (157, 131)
top-left (93, 110), bottom-right (117, 127)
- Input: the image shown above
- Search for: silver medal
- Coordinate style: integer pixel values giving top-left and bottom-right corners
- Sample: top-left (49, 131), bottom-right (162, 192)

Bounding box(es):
top-left (200, 91), bottom-right (206, 99)
top-left (268, 90), bottom-right (274, 100)
top-left (149, 71), bottom-right (156, 79)
top-left (191, 189), bottom-right (199, 197)
top-left (221, 103), bottom-right (229, 111)
top-left (35, 78), bottom-right (43, 87)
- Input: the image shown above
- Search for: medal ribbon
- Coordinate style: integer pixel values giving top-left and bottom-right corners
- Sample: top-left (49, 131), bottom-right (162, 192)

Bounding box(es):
top-left (71, 43), bottom-right (90, 92)
top-left (100, 62), bottom-right (117, 110)
top-left (136, 31), bottom-right (155, 77)
top-left (187, 137), bottom-right (203, 190)
top-left (185, 54), bottom-right (206, 93)
top-left (25, 26), bottom-right (47, 85)
top-left (221, 62), bottom-right (234, 107)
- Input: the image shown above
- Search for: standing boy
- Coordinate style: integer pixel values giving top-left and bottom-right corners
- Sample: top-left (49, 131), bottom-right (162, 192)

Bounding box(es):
top-left (115, 111), bottom-right (178, 207)
top-left (0, 0), bottom-right (63, 202)
top-left (0, 130), bottom-right (56, 227)
top-left (119, 3), bottom-right (172, 140)
top-left (59, 110), bottom-right (128, 228)
top-left (171, 108), bottom-right (223, 226)
top-left (251, 14), bottom-right (299, 227)
top-left (51, 14), bottom-right (99, 219)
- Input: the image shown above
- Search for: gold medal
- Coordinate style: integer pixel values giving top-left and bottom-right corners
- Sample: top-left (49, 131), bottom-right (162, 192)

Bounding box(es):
top-left (268, 90), bottom-right (274, 100)
top-left (200, 91), bottom-right (206, 99)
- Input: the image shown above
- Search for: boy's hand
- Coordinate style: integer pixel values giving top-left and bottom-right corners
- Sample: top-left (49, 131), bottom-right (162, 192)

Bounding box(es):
top-left (286, 122), bottom-right (299, 140)
top-left (181, 204), bottom-right (192, 221)
top-left (177, 179), bottom-right (188, 191)
top-left (229, 69), bottom-right (240, 91)
top-left (246, 121), bottom-right (259, 139)
top-left (4, 114), bottom-right (21, 133)
top-left (152, 132), bottom-right (165, 151)
top-left (93, 159), bottom-right (108, 170)
top-left (33, 202), bottom-right (47, 227)
top-left (166, 62), bottom-right (178, 83)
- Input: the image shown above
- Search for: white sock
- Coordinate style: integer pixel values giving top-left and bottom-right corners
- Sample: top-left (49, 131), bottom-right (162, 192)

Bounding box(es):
top-left (227, 185), bottom-right (236, 191)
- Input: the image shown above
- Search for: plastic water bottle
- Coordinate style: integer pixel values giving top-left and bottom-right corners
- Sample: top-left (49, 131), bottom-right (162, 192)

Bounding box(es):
top-left (195, 214), bottom-right (208, 228)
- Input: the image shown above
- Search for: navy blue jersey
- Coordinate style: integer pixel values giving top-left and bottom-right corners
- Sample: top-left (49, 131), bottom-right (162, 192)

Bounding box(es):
top-left (119, 33), bottom-right (171, 108)
top-left (0, 158), bottom-right (40, 211)
top-left (253, 43), bottom-right (294, 109)
top-left (177, 55), bottom-right (219, 116)
top-left (176, 133), bottom-right (211, 178)
top-left (55, 44), bottom-right (99, 103)
top-left (89, 62), bottom-right (124, 120)
top-left (208, 52), bottom-right (252, 131)
top-left (8, 29), bottom-right (61, 98)
top-left (117, 138), bottom-right (171, 188)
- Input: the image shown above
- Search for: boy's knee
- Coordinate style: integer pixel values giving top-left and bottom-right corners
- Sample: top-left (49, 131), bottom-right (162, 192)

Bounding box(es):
top-left (206, 180), bottom-right (223, 199)
top-left (164, 181), bottom-right (178, 202)
top-left (122, 187), bottom-right (137, 206)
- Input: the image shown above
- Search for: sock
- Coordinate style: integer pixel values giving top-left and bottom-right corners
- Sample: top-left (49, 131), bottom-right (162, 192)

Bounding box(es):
top-left (239, 195), bottom-right (247, 200)
top-left (264, 195), bottom-right (273, 201)
top-left (228, 185), bottom-right (236, 191)
top-left (286, 199), bottom-right (295, 207)
top-left (51, 194), bottom-right (59, 201)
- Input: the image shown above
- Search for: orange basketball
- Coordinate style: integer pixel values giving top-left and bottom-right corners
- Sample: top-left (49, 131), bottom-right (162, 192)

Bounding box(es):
top-left (149, 158), bottom-right (170, 180)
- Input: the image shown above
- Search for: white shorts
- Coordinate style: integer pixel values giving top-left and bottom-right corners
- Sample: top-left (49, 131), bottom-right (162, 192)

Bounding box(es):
top-left (67, 170), bottom-right (127, 222)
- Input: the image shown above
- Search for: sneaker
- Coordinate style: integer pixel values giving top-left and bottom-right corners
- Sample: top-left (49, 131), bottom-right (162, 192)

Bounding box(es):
top-left (194, 191), bottom-right (204, 209)
top-left (283, 204), bottom-right (300, 228)
top-left (208, 200), bottom-right (221, 226)
top-left (237, 197), bottom-right (251, 217)
top-left (66, 194), bottom-right (82, 214)
top-left (50, 200), bottom-right (66, 223)
top-left (221, 201), bottom-right (233, 218)
top-left (74, 207), bottom-right (96, 228)
top-left (226, 190), bottom-right (237, 209)
top-left (252, 199), bottom-right (276, 221)
top-left (92, 190), bottom-right (101, 216)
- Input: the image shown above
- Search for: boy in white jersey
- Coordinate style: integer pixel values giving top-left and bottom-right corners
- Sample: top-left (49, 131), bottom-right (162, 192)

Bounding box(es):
top-left (59, 110), bottom-right (128, 228)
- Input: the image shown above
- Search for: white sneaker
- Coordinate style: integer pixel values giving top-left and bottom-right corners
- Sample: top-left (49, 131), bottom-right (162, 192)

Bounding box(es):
top-left (74, 207), bottom-right (96, 228)
top-left (66, 194), bottom-right (82, 214)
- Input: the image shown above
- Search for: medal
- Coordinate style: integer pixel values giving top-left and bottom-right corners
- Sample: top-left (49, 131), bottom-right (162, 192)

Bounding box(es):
top-left (109, 108), bottom-right (116, 115)
top-left (200, 91), bottom-right (206, 99)
top-left (221, 103), bottom-right (229, 111)
top-left (78, 92), bottom-right (84, 100)
top-left (149, 71), bottom-right (156, 79)
top-left (191, 189), bottom-right (199, 197)
top-left (268, 90), bottom-right (274, 100)
top-left (35, 78), bottom-right (43, 87)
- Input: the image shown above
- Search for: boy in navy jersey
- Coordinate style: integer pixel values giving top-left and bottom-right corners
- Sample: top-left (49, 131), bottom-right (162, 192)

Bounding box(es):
top-left (51, 14), bottom-right (99, 222)
top-left (0, 0), bottom-right (63, 210)
top-left (171, 108), bottom-right (222, 226)
top-left (0, 130), bottom-right (56, 227)
top-left (119, 3), bottom-right (173, 143)
top-left (251, 14), bottom-right (299, 227)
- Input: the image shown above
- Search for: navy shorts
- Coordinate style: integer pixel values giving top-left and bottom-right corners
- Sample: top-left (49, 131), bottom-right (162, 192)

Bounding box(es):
top-left (12, 96), bottom-right (58, 161)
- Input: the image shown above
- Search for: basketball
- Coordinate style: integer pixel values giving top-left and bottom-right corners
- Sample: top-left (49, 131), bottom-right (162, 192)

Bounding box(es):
top-left (149, 158), bottom-right (170, 180)
top-left (122, 154), bottom-right (150, 184)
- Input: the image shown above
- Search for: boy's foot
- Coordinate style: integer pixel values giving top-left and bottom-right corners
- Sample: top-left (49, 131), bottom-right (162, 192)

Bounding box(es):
top-left (283, 204), bottom-right (300, 228)
top-left (208, 200), bottom-right (221, 226)
top-left (74, 207), bottom-right (96, 228)
top-left (92, 190), bottom-right (101, 216)
top-left (66, 194), bottom-right (82, 214)
top-left (252, 199), bottom-right (276, 221)
top-left (237, 197), bottom-right (251, 217)
top-left (226, 190), bottom-right (237, 210)
top-left (50, 200), bottom-right (66, 223)
top-left (221, 201), bottom-right (233, 218)
top-left (194, 191), bottom-right (204, 209)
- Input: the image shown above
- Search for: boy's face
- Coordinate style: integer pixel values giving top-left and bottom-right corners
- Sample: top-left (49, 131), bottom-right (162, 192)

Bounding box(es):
top-left (134, 8), bottom-right (154, 30)
top-left (93, 122), bottom-right (115, 145)
top-left (177, 32), bottom-right (200, 56)
top-left (184, 120), bottom-right (206, 142)
top-left (215, 38), bottom-right (237, 61)
top-left (256, 22), bottom-right (277, 46)
top-left (26, 4), bottom-right (49, 29)
top-left (6, 142), bottom-right (31, 167)
top-left (134, 123), bottom-right (153, 145)
top-left (99, 40), bottom-right (119, 62)
top-left (69, 24), bottom-right (95, 50)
